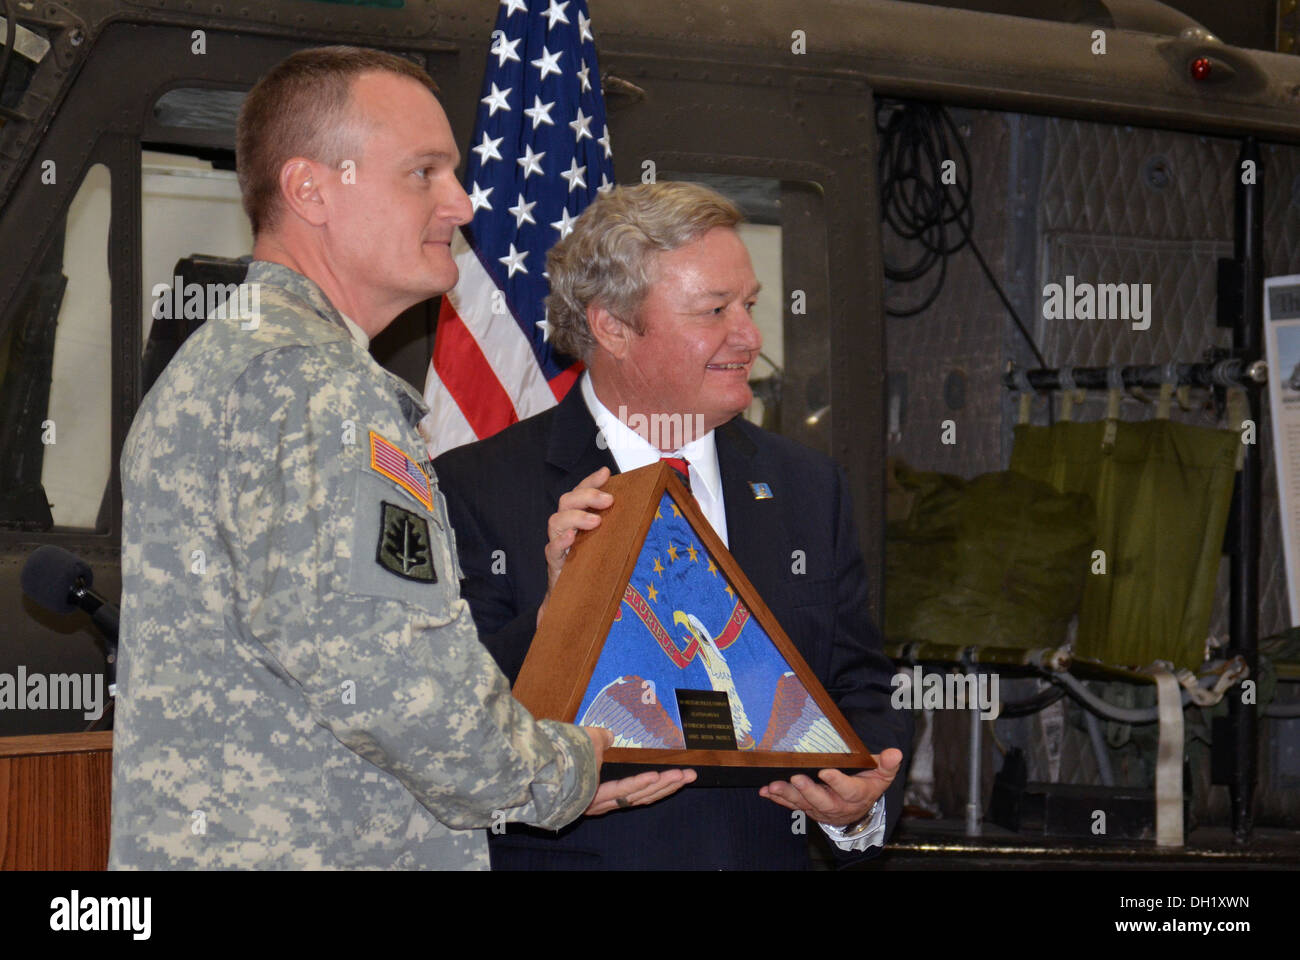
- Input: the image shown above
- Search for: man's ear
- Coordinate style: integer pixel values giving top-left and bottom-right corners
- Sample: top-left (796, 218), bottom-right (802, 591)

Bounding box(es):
top-left (278, 158), bottom-right (329, 227)
top-left (589, 302), bottom-right (633, 360)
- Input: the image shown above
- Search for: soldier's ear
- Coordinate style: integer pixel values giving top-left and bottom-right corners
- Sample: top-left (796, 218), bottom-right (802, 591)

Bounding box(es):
top-left (279, 158), bottom-right (328, 227)
top-left (589, 302), bottom-right (633, 360)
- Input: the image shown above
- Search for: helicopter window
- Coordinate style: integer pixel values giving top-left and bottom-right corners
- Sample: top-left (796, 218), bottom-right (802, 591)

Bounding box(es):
top-left (152, 88), bottom-right (245, 134)
top-left (141, 149), bottom-right (253, 355)
top-left (0, 163), bottom-right (113, 532)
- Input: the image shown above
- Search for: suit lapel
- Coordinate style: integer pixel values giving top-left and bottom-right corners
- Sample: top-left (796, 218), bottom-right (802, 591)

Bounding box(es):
top-left (716, 417), bottom-right (771, 581)
top-left (718, 420), bottom-right (809, 664)
top-left (545, 384), bottom-right (619, 504)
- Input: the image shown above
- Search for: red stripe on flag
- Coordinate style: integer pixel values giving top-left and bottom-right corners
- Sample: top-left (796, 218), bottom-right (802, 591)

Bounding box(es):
top-left (548, 360), bottom-right (584, 401)
top-left (432, 298), bottom-right (520, 439)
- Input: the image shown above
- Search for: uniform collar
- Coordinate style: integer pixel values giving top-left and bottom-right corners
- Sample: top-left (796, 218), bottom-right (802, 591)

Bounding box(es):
top-left (245, 260), bottom-right (352, 343)
top-left (246, 260), bottom-right (427, 427)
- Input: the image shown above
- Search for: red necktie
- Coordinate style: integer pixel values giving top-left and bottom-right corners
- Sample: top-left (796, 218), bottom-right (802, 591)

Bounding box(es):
top-left (661, 456), bottom-right (692, 493)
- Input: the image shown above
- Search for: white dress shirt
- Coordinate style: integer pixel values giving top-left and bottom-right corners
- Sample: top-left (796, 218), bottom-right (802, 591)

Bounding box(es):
top-left (580, 372), bottom-right (729, 545)
top-left (578, 373), bottom-right (885, 852)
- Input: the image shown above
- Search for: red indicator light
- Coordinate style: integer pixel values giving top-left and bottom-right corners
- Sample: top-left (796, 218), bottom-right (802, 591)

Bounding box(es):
top-left (1191, 57), bottom-right (1212, 81)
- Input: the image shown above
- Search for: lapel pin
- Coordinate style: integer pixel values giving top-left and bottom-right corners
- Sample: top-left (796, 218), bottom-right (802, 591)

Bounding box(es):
top-left (749, 481), bottom-right (773, 500)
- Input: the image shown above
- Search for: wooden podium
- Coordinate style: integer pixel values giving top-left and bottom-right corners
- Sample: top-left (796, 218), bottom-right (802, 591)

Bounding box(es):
top-left (0, 732), bottom-right (112, 870)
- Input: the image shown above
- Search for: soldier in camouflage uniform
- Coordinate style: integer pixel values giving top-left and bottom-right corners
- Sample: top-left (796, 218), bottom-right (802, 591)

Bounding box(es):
top-left (110, 47), bottom-right (687, 870)
top-left (111, 261), bottom-right (601, 869)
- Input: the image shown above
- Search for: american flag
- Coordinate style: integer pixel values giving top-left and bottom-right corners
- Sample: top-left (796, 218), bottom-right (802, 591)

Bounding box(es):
top-left (370, 431), bottom-right (434, 511)
top-left (421, 0), bottom-right (614, 457)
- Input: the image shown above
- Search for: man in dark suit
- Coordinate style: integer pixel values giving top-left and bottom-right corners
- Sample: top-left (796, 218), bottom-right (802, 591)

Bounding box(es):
top-left (434, 181), bottom-right (909, 869)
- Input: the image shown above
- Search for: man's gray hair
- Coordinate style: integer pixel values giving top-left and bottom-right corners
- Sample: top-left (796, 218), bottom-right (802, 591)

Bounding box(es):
top-left (545, 181), bottom-right (744, 359)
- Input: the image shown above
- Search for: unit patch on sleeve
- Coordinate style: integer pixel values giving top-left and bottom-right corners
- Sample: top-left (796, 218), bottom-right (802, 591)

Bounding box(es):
top-left (377, 501), bottom-right (438, 583)
top-left (369, 430), bottom-right (434, 511)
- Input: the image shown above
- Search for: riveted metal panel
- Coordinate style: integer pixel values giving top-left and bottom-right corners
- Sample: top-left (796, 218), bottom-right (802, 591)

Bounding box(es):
top-left (117, 0), bottom-right (439, 41)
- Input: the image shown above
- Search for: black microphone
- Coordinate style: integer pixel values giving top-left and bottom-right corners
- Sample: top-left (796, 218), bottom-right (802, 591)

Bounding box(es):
top-left (21, 545), bottom-right (120, 693)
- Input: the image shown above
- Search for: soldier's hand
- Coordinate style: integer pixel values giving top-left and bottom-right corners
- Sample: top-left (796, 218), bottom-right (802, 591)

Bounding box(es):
top-left (580, 726), bottom-right (696, 815)
top-left (584, 770), bottom-right (696, 816)
top-left (583, 725), bottom-right (614, 766)
top-left (537, 466), bottom-right (613, 627)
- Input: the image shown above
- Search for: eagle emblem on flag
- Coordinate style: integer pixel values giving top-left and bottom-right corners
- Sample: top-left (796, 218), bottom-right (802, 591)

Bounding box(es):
top-left (576, 492), bottom-right (850, 754)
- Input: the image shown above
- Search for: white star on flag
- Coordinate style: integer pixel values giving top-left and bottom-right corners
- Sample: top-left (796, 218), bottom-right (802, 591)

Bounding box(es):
top-left (468, 182), bottom-right (494, 213)
top-left (597, 127), bottom-right (612, 159)
top-left (481, 82), bottom-right (512, 116)
top-left (531, 47), bottom-right (563, 81)
top-left (500, 0), bottom-right (527, 15)
top-left (472, 132), bottom-right (504, 165)
top-left (524, 95), bottom-right (556, 129)
top-left (491, 34), bottom-right (521, 68)
top-left (537, 316), bottom-right (552, 341)
top-left (499, 243), bottom-right (529, 277)
top-left (544, 0), bottom-right (570, 29)
top-left (569, 107), bottom-right (593, 142)
top-left (517, 143), bottom-right (546, 179)
top-left (509, 193), bottom-right (538, 228)
top-left (597, 172), bottom-right (614, 194)
top-left (550, 208), bottom-right (577, 238)
top-left (560, 157), bottom-right (587, 192)
top-left (578, 10), bottom-right (593, 43)
top-left (577, 60), bottom-right (591, 93)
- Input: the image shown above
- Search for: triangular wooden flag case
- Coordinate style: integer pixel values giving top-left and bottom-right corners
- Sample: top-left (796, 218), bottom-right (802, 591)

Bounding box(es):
top-left (515, 461), bottom-right (877, 786)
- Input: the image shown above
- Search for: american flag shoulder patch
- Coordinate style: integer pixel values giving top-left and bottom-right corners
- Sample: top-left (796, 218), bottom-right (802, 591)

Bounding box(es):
top-left (368, 431), bottom-right (434, 512)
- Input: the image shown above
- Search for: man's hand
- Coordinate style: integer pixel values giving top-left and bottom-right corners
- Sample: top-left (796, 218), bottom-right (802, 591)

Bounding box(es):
top-left (580, 726), bottom-right (697, 815)
top-left (757, 748), bottom-right (904, 827)
top-left (537, 466), bottom-right (613, 627)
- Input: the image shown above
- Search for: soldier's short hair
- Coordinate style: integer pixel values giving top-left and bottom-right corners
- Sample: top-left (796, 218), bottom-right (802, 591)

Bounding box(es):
top-left (545, 182), bottom-right (744, 360)
top-left (236, 46), bottom-right (439, 236)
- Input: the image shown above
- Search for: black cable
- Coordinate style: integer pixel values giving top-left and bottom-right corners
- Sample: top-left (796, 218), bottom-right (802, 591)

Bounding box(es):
top-left (877, 99), bottom-right (1047, 369)
top-left (877, 100), bottom-right (970, 316)
top-left (996, 682), bottom-right (1067, 718)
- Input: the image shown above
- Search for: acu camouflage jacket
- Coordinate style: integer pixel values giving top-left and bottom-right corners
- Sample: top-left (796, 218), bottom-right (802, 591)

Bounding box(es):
top-left (110, 261), bottom-right (596, 869)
